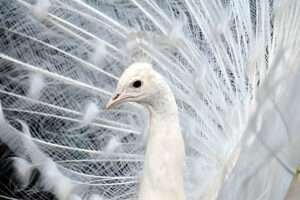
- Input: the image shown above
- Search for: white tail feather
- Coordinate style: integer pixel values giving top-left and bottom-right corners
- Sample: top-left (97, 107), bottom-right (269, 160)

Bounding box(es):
top-left (0, 0), bottom-right (300, 199)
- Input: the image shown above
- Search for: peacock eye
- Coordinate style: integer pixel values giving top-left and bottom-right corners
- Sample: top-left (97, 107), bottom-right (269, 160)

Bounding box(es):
top-left (132, 80), bottom-right (142, 88)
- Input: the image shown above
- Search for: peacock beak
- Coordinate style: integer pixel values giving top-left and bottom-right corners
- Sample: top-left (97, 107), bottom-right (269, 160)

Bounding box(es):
top-left (105, 93), bottom-right (128, 109)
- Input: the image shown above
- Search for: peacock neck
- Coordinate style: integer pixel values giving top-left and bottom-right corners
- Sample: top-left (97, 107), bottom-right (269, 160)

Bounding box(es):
top-left (139, 90), bottom-right (186, 200)
top-left (147, 87), bottom-right (179, 118)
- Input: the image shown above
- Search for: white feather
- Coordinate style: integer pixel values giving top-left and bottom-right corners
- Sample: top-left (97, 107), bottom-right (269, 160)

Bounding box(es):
top-left (91, 42), bottom-right (107, 65)
top-left (32, 0), bottom-right (50, 20)
top-left (104, 137), bottom-right (120, 152)
top-left (27, 73), bottom-right (45, 99)
top-left (89, 194), bottom-right (104, 200)
top-left (0, 0), bottom-right (300, 199)
top-left (12, 157), bottom-right (33, 188)
top-left (82, 101), bottom-right (100, 124)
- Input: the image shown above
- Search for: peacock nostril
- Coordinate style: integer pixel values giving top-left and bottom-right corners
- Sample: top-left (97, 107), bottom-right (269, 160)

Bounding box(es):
top-left (112, 93), bottom-right (120, 100)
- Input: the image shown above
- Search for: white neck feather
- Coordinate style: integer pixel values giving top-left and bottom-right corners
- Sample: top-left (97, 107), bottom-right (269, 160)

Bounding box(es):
top-left (138, 88), bottom-right (186, 200)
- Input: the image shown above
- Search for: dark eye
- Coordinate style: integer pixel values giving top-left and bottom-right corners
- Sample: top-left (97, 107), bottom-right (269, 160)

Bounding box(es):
top-left (132, 80), bottom-right (142, 88)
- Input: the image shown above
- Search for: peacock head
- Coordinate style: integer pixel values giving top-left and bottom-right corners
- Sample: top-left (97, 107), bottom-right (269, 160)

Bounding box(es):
top-left (105, 62), bottom-right (170, 110)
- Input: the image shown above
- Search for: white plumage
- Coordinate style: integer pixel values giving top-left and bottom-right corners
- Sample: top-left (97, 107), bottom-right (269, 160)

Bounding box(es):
top-left (0, 0), bottom-right (300, 200)
top-left (106, 63), bottom-right (185, 200)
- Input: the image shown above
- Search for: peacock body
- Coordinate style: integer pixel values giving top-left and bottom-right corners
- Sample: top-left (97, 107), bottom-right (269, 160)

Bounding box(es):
top-left (0, 0), bottom-right (300, 199)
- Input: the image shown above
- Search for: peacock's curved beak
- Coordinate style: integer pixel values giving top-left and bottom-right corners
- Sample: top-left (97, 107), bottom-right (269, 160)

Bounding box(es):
top-left (105, 93), bottom-right (128, 110)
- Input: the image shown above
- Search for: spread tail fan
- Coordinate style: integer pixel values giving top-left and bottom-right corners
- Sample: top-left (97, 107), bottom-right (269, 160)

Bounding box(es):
top-left (219, 0), bottom-right (300, 199)
top-left (0, 0), bottom-right (299, 199)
